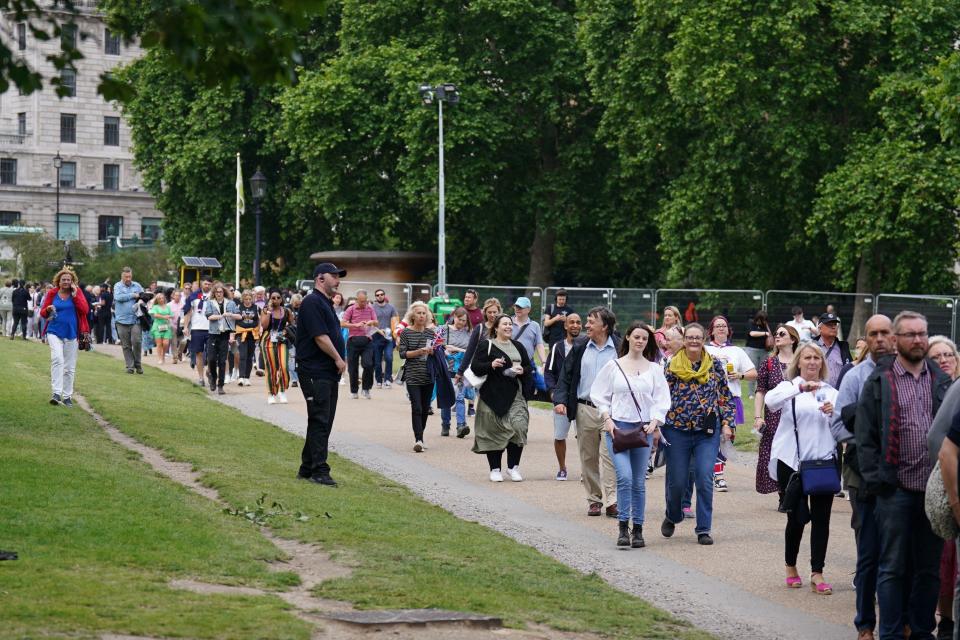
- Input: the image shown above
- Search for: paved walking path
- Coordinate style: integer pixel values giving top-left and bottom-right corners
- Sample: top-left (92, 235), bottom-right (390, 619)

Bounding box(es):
top-left (101, 346), bottom-right (859, 640)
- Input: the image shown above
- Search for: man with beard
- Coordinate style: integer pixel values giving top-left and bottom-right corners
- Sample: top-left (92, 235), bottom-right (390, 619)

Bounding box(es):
top-left (832, 315), bottom-right (895, 640)
top-left (545, 313), bottom-right (582, 481)
top-left (857, 311), bottom-right (952, 640)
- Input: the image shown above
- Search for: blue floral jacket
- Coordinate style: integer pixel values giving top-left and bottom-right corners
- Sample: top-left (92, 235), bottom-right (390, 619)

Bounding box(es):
top-left (664, 359), bottom-right (736, 432)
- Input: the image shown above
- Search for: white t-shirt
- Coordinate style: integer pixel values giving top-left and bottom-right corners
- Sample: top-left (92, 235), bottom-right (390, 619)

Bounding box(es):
top-left (705, 343), bottom-right (755, 398)
top-left (787, 318), bottom-right (817, 342)
top-left (189, 295), bottom-right (210, 331)
top-left (765, 377), bottom-right (839, 478)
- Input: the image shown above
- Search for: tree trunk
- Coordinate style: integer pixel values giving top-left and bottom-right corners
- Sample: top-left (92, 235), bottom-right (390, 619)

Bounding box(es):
top-left (849, 250), bottom-right (876, 342)
top-left (527, 119), bottom-right (559, 287)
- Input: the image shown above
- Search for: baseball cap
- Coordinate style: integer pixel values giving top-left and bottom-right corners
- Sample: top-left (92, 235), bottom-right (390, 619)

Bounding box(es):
top-left (818, 312), bottom-right (839, 325)
top-left (313, 262), bottom-right (347, 278)
top-left (514, 296), bottom-right (532, 309)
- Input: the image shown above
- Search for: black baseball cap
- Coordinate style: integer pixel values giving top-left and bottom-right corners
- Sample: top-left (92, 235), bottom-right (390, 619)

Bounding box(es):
top-left (313, 262), bottom-right (347, 278)
top-left (818, 312), bottom-right (839, 325)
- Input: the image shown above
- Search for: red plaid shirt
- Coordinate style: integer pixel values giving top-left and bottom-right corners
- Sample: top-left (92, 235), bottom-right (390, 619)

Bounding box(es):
top-left (891, 359), bottom-right (933, 491)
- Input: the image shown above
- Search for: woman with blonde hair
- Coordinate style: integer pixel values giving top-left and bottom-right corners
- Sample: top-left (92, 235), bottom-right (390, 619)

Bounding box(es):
top-left (149, 291), bottom-right (174, 365)
top-left (38, 266), bottom-right (89, 407)
top-left (233, 289), bottom-right (260, 386)
top-left (765, 341), bottom-right (850, 595)
top-left (655, 305), bottom-right (683, 353)
top-left (398, 301), bottom-right (436, 451)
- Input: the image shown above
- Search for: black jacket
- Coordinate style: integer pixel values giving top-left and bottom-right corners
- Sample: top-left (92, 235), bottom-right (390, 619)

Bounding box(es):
top-left (544, 340), bottom-right (571, 393)
top-left (458, 324), bottom-right (487, 377)
top-left (470, 339), bottom-right (533, 416)
top-left (855, 356), bottom-right (951, 497)
top-left (821, 338), bottom-right (853, 373)
top-left (553, 334), bottom-right (622, 421)
top-left (11, 286), bottom-right (29, 311)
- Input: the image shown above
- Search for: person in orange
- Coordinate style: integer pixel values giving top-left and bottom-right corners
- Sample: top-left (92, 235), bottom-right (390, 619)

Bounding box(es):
top-left (260, 288), bottom-right (294, 404)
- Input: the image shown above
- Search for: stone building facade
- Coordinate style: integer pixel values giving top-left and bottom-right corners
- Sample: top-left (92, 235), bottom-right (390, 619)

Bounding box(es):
top-left (0, 1), bottom-right (161, 256)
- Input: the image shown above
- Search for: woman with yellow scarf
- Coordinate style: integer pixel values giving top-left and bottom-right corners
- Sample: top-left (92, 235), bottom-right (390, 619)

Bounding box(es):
top-left (660, 322), bottom-right (736, 546)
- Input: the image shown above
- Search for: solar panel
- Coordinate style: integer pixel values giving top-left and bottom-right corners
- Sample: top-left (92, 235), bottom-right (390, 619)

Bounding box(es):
top-left (200, 257), bottom-right (222, 268)
top-left (182, 256), bottom-right (203, 267)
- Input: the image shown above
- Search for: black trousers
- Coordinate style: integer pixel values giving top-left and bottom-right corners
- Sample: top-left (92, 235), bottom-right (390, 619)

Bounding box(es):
top-left (207, 333), bottom-right (230, 388)
top-left (95, 313), bottom-right (112, 343)
top-left (298, 374), bottom-right (338, 478)
top-left (777, 460), bottom-right (834, 573)
top-left (487, 443), bottom-right (524, 471)
top-left (347, 336), bottom-right (374, 393)
top-left (407, 383), bottom-right (432, 442)
top-left (238, 334), bottom-right (256, 378)
top-left (11, 309), bottom-right (28, 338)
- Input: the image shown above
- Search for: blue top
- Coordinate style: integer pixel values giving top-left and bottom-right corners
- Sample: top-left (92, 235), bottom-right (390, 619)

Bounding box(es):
top-left (577, 336), bottom-right (617, 400)
top-left (831, 357), bottom-right (877, 437)
top-left (113, 280), bottom-right (144, 324)
top-left (47, 293), bottom-right (78, 340)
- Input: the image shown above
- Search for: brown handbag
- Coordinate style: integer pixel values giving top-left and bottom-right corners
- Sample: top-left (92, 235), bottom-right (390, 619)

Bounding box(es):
top-left (610, 361), bottom-right (650, 453)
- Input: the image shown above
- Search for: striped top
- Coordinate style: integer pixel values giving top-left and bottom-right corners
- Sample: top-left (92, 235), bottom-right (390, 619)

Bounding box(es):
top-left (399, 327), bottom-right (436, 385)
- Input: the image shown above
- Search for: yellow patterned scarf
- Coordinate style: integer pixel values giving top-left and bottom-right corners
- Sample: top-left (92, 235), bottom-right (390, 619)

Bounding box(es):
top-left (668, 348), bottom-right (713, 384)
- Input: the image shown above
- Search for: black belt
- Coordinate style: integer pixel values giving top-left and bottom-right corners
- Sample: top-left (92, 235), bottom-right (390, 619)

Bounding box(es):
top-left (577, 399), bottom-right (596, 408)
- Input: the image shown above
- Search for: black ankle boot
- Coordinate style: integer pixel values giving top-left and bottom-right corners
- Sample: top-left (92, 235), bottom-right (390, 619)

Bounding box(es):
top-left (617, 521), bottom-right (630, 546)
top-left (631, 524), bottom-right (645, 548)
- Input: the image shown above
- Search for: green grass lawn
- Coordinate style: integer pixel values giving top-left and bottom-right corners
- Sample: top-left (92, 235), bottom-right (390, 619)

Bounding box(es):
top-left (1, 340), bottom-right (711, 640)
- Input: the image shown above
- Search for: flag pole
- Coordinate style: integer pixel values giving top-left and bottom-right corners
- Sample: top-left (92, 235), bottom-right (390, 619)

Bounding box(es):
top-left (235, 153), bottom-right (242, 289)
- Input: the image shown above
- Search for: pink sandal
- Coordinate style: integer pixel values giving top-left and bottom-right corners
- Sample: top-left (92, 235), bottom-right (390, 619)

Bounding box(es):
top-left (785, 576), bottom-right (802, 588)
top-left (811, 578), bottom-right (832, 595)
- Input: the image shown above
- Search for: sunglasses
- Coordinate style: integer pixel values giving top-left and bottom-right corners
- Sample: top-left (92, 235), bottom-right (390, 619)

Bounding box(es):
top-left (775, 331), bottom-right (789, 338)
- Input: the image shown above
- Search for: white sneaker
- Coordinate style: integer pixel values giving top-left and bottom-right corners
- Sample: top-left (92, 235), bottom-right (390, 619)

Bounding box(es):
top-left (489, 469), bottom-right (504, 482)
top-left (362, 389), bottom-right (371, 399)
top-left (231, 371), bottom-right (240, 383)
top-left (413, 441), bottom-right (424, 453)
top-left (268, 394), bottom-right (277, 405)
top-left (241, 378), bottom-right (249, 386)
top-left (278, 391), bottom-right (288, 404)
top-left (384, 381), bottom-right (392, 389)
top-left (350, 393), bottom-right (359, 399)
top-left (339, 379), bottom-right (346, 386)
top-left (507, 466), bottom-right (523, 482)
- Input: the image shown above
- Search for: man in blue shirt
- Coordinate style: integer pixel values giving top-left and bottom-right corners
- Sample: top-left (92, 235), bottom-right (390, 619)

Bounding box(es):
top-left (295, 263), bottom-right (347, 487)
top-left (554, 307), bottom-right (620, 517)
top-left (113, 267), bottom-right (144, 374)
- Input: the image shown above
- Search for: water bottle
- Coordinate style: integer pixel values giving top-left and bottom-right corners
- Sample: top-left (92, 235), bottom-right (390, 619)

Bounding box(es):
top-left (815, 389), bottom-right (827, 405)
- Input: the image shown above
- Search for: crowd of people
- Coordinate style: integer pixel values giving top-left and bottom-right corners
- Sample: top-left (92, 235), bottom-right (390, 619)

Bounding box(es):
top-left (22, 263), bottom-right (960, 640)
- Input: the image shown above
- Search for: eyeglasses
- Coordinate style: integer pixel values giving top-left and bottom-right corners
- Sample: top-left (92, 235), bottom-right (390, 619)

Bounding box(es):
top-left (775, 331), bottom-right (789, 338)
top-left (684, 336), bottom-right (704, 342)
top-left (270, 296), bottom-right (281, 300)
top-left (896, 331), bottom-right (928, 340)
top-left (931, 353), bottom-right (957, 361)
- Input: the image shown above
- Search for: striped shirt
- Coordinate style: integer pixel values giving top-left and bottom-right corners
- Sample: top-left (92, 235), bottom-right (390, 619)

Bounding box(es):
top-left (891, 359), bottom-right (933, 491)
top-left (399, 327), bottom-right (436, 386)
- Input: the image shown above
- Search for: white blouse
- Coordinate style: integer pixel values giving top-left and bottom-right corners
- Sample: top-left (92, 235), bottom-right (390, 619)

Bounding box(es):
top-left (705, 343), bottom-right (756, 399)
top-left (590, 359), bottom-right (672, 424)
top-left (765, 377), bottom-right (840, 479)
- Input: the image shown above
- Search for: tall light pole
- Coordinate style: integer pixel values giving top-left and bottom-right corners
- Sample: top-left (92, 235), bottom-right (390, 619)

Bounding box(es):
top-left (53, 152), bottom-right (62, 239)
top-left (249, 168), bottom-right (267, 286)
top-left (418, 83), bottom-right (459, 293)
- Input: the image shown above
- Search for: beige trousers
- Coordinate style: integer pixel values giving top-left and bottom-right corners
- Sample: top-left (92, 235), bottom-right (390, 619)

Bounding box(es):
top-left (576, 403), bottom-right (616, 507)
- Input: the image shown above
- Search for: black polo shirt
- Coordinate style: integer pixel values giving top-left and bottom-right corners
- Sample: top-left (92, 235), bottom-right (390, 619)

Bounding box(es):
top-left (295, 288), bottom-right (344, 380)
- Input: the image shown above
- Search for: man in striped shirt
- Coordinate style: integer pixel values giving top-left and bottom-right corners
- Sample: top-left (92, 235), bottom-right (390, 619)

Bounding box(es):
top-left (857, 311), bottom-right (952, 640)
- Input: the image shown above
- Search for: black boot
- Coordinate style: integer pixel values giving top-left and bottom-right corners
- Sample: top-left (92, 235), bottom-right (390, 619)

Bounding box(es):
top-left (617, 521), bottom-right (630, 547)
top-left (631, 524), bottom-right (645, 548)
top-left (937, 617), bottom-right (953, 640)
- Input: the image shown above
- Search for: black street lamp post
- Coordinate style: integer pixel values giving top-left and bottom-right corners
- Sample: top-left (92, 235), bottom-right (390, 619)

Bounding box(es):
top-left (249, 168), bottom-right (267, 286)
top-left (53, 152), bottom-right (62, 238)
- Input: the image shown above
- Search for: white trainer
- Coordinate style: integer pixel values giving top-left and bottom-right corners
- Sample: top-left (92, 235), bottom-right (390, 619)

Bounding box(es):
top-left (268, 394), bottom-right (277, 405)
top-left (507, 466), bottom-right (523, 482)
top-left (489, 469), bottom-right (504, 483)
top-left (413, 441), bottom-right (424, 453)
top-left (278, 391), bottom-right (288, 404)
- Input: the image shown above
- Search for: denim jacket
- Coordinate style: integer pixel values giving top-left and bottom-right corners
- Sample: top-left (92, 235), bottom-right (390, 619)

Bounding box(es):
top-left (204, 298), bottom-right (238, 335)
top-left (113, 281), bottom-right (143, 325)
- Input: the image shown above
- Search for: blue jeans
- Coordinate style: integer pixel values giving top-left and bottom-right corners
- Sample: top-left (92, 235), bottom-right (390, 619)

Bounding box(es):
top-left (372, 335), bottom-right (394, 383)
top-left (874, 488), bottom-right (943, 640)
top-left (663, 426), bottom-right (721, 535)
top-left (605, 425), bottom-right (651, 525)
top-left (854, 490), bottom-right (880, 632)
top-left (440, 379), bottom-right (468, 427)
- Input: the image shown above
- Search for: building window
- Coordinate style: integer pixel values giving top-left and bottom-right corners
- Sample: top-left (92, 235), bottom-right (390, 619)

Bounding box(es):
top-left (98, 215), bottom-right (123, 241)
top-left (60, 113), bottom-right (76, 143)
top-left (104, 116), bottom-right (120, 146)
top-left (103, 163), bottom-right (119, 190)
top-left (60, 68), bottom-right (76, 97)
top-left (0, 159), bottom-right (16, 185)
top-left (17, 23), bottom-right (26, 51)
top-left (56, 213), bottom-right (80, 241)
top-left (105, 29), bottom-right (120, 55)
top-left (61, 23), bottom-right (77, 51)
top-left (141, 217), bottom-right (162, 241)
top-left (59, 161), bottom-right (76, 188)
top-left (17, 113), bottom-right (25, 136)
top-left (0, 211), bottom-right (20, 226)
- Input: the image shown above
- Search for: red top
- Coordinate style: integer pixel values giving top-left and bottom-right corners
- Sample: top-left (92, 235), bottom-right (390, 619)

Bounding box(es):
top-left (39, 287), bottom-right (90, 335)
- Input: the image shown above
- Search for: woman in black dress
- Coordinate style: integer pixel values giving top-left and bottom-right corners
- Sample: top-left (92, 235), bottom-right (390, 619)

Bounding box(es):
top-left (752, 323), bottom-right (799, 494)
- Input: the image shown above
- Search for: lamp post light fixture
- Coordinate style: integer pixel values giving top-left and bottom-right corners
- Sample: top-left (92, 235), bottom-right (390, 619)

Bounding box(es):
top-left (418, 83), bottom-right (459, 293)
top-left (249, 168), bottom-right (267, 286)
